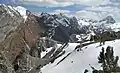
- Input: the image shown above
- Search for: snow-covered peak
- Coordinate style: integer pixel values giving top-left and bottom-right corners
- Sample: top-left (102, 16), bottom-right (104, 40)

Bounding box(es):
top-left (13, 6), bottom-right (27, 22)
top-left (99, 15), bottom-right (116, 24)
top-left (78, 15), bottom-right (120, 33)
top-left (14, 6), bottom-right (27, 16)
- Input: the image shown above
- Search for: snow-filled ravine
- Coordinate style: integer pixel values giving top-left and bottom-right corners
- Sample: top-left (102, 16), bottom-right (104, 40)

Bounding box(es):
top-left (41, 40), bottom-right (120, 73)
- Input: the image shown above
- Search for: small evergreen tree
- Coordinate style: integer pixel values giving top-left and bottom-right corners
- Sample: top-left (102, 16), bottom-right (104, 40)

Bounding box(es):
top-left (98, 46), bottom-right (119, 73)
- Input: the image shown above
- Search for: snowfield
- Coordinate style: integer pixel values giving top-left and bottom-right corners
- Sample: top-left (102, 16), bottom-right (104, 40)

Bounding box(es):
top-left (41, 40), bottom-right (120, 73)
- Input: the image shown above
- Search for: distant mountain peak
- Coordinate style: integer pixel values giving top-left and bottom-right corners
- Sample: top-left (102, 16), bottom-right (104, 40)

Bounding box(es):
top-left (99, 15), bottom-right (116, 24)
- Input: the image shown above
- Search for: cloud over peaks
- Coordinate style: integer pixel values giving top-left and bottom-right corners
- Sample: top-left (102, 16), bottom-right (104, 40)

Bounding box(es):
top-left (20, 0), bottom-right (104, 7)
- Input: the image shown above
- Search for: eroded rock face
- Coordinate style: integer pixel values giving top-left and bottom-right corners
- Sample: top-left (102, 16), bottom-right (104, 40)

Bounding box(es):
top-left (0, 5), bottom-right (69, 73)
top-left (0, 4), bottom-right (23, 43)
top-left (37, 12), bottom-right (80, 43)
top-left (0, 5), bottom-right (46, 73)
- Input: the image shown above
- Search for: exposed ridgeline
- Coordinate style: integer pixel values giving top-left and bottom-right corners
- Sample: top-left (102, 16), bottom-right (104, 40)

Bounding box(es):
top-left (36, 12), bottom-right (81, 43)
top-left (0, 4), bottom-right (24, 73)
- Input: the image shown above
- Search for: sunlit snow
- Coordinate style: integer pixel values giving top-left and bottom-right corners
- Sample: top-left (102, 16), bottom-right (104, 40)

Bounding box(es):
top-left (41, 40), bottom-right (120, 73)
top-left (14, 6), bottom-right (27, 22)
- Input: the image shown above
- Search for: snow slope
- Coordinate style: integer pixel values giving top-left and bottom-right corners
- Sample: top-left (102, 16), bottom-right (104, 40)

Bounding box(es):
top-left (41, 40), bottom-right (120, 73)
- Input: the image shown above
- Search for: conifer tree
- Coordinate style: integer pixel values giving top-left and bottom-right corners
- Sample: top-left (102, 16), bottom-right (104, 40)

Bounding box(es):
top-left (98, 46), bottom-right (119, 73)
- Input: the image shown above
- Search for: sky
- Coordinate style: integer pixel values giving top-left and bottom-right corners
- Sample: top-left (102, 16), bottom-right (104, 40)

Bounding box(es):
top-left (1, 0), bottom-right (120, 21)
top-left (0, 0), bottom-right (19, 4)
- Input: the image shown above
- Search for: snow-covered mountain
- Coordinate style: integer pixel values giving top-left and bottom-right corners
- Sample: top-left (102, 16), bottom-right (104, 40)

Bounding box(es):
top-left (35, 12), bottom-right (120, 43)
top-left (78, 15), bottom-right (120, 31)
top-left (1, 4), bottom-right (120, 73)
top-left (1, 4), bottom-right (119, 44)
top-left (78, 15), bottom-right (120, 37)
top-left (37, 13), bottom-right (120, 73)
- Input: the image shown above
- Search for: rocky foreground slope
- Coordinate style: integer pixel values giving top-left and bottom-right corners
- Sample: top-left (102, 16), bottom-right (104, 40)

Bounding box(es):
top-left (0, 4), bottom-right (44, 73)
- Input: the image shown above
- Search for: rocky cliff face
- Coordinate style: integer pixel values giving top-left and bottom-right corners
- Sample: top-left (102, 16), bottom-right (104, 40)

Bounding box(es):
top-left (37, 12), bottom-right (80, 43)
top-left (0, 5), bottom-right (46, 73)
top-left (0, 4), bottom-right (23, 43)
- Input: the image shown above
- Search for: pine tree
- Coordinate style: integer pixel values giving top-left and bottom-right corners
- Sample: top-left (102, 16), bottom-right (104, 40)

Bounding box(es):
top-left (98, 47), bottom-right (107, 71)
top-left (98, 46), bottom-right (120, 73)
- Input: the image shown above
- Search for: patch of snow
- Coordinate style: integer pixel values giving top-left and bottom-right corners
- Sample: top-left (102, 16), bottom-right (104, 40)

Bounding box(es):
top-left (109, 23), bottom-right (120, 32)
top-left (2, 4), bottom-right (14, 17)
top-left (41, 47), bottom-right (53, 58)
top-left (90, 31), bottom-right (96, 36)
top-left (76, 35), bottom-right (81, 39)
top-left (14, 6), bottom-right (27, 22)
top-left (7, 6), bottom-right (14, 17)
top-left (78, 19), bottom-right (90, 26)
top-left (41, 44), bottom-right (63, 58)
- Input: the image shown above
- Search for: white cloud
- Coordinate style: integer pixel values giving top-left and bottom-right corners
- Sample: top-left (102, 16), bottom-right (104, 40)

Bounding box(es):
top-left (20, 0), bottom-right (105, 7)
top-left (75, 6), bottom-right (120, 20)
top-left (85, 6), bottom-right (120, 12)
top-left (48, 9), bottom-right (72, 16)
top-left (75, 10), bottom-right (101, 20)
top-left (54, 9), bottom-right (70, 14)
top-left (100, 0), bottom-right (111, 5)
top-left (20, 0), bottom-right (73, 7)
top-left (57, 0), bottom-right (104, 5)
top-left (85, 6), bottom-right (120, 18)
top-left (20, 0), bottom-right (120, 21)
